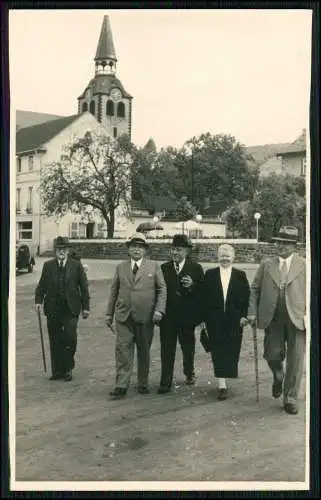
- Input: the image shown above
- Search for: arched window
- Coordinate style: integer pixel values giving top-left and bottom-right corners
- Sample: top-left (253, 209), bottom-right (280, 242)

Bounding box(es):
top-left (117, 102), bottom-right (125, 118)
top-left (89, 100), bottom-right (95, 115)
top-left (82, 102), bottom-right (88, 113)
top-left (106, 100), bottom-right (114, 116)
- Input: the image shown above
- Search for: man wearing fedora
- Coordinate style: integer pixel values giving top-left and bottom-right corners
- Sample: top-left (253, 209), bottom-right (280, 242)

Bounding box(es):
top-left (247, 228), bottom-right (307, 415)
top-left (158, 234), bottom-right (205, 394)
top-left (106, 232), bottom-right (167, 398)
top-left (35, 236), bottom-right (90, 381)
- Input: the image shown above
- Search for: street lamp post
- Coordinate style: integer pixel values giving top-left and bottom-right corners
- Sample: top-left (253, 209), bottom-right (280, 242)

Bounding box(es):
top-left (254, 212), bottom-right (261, 242)
top-left (195, 213), bottom-right (202, 238)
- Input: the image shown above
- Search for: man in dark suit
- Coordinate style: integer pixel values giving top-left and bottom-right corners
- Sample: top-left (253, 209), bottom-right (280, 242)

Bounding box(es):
top-left (202, 244), bottom-right (250, 400)
top-left (35, 236), bottom-right (90, 381)
top-left (158, 234), bottom-right (205, 394)
top-left (247, 229), bottom-right (306, 415)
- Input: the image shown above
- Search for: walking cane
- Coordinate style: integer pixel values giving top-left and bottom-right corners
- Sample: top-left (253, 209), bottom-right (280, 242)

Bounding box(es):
top-left (37, 308), bottom-right (47, 373)
top-left (252, 323), bottom-right (260, 402)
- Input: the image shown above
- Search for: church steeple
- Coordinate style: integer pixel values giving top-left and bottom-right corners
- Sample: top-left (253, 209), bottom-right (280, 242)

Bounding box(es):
top-left (94, 15), bottom-right (117, 75)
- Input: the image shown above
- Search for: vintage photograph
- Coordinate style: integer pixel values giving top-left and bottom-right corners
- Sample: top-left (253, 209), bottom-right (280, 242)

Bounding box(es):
top-left (9, 8), bottom-right (312, 491)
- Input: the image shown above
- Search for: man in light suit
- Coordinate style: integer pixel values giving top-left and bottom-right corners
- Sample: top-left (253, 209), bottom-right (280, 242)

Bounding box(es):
top-left (201, 244), bottom-right (250, 400)
top-left (248, 228), bottom-right (306, 415)
top-left (106, 233), bottom-right (167, 398)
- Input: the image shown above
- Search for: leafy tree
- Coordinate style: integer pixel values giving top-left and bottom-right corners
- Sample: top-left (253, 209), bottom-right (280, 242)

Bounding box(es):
top-left (40, 131), bottom-right (135, 238)
top-left (174, 196), bottom-right (198, 221)
top-left (225, 173), bottom-right (306, 241)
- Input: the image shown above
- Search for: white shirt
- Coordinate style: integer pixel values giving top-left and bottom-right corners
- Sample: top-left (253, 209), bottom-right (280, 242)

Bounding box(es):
top-left (131, 258), bottom-right (143, 270)
top-left (219, 266), bottom-right (232, 303)
top-left (57, 257), bottom-right (68, 268)
top-left (279, 254), bottom-right (293, 274)
top-left (174, 258), bottom-right (186, 274)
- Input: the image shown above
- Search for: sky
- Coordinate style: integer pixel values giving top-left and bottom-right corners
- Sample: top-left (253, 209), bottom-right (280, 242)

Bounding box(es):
top-left (9, 9), bottom-right (312, 149)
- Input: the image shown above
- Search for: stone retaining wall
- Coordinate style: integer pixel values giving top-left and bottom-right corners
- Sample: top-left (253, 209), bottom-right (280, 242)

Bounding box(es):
top-left (41, 240), bottom-right (306, 263)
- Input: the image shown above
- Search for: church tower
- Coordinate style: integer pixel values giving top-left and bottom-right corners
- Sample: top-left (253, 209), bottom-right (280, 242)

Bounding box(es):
top-left (77, 15), bottom-right (133, 140)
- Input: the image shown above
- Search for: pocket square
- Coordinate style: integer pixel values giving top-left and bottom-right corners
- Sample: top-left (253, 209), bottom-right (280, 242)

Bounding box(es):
top-left (200, 327), bottom-right (210, 353)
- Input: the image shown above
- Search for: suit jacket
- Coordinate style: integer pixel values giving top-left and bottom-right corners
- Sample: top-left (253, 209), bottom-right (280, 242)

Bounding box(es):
top-left (35, 258), bottom-right (90, 317)
top-left (202, 267), bottom-right (250, 336)
top-left (106, 258), bottom-right (167, 324)
top-left (248, 253), bottom-right (306, 331)
top-left (161, 259), bottom-right (205, 328)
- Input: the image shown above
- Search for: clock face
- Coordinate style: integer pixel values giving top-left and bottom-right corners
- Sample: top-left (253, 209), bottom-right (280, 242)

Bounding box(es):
top-left (110, 88), bottom-right (122, 102)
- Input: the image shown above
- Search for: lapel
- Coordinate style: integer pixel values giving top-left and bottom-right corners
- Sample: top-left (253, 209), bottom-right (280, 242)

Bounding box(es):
top-left (267, 257), bottom-right (281, 285)
top-left (125, 260), bottom-right (134, 285)
top-left (286, 253), bottom-right (305, 285)
top-left (225, 267), bottom-right (235, 304)
top-left (65, 258), bottom-right (73, 282)
top-left (51, 259), bottom-right (60, 288)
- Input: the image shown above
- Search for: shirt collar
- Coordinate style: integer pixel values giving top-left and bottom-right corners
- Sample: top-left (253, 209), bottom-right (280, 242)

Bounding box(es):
top-left (57, 257), bottom-right (68, 267)
top-left (131, 258), bottom-right (143, 269)
top-left (279, 254), bottom-right (294, 267)
top-left (173, 258), bottom-right (185, 271)
top-left (220, 265), bottom-right (232, 273)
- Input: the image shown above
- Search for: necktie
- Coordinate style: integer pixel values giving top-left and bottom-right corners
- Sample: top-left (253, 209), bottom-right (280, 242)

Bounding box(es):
top-left (175, 262), bottom-right (180, 274)
top-left (133, 262), bottom-right (139, 276)
top-left (59, 259), bottom-right (64, 269)
top-left (280, 259), bottom-right (288, 288)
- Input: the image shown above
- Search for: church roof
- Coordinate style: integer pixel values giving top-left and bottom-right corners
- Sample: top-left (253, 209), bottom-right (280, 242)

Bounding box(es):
top-left (16, 110), bottom-right (66, 130)
top-left (95, 15), bottom-right (117, 62)
top-left (16, 114), bottom-right (79, 154)
top-left (77, 74), bottom-right (132, 99)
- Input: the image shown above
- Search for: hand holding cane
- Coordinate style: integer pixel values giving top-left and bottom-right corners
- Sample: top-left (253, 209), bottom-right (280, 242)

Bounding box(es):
top-left (36, 305), bottom-right (47, 373)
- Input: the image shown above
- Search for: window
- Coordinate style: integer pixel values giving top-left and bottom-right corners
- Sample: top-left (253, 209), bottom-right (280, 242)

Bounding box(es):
top-left (70, 222), bottom-right (86, 239)
top-left (26, 187), bottom-right (33, 213)
top-left (113, 127), bottom-right (118, 138)
top-left (96, 223), bottom-right (107, 238)
top-left (117, 102), bottom-right (125, 118)
top-left (28, 156), bottom-right (34, 171)
top-left (301, 158), bottom-right (306, 176)
top-left (89, 100), bottom-right (95, 115)
top-left (106, 100), bottom-right (114, 116)
top-left (16, 188), bottom-right (21, 212)
top-left (188, 229), bottom-right (203, 238)
top-left (18, 221), bottom-right (32, 240)
top-left (17, 157), bottom-right (22, 173)
top-left (82, 102), bottom-right (88, 113)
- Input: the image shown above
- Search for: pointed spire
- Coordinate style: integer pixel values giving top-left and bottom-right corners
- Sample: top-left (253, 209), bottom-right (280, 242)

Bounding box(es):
top-left (95, 15), bottom-right (117, 63)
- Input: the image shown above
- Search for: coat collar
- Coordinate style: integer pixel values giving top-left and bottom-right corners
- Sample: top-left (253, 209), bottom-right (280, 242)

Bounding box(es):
top-left (267, 253), bottom-right (304, 285)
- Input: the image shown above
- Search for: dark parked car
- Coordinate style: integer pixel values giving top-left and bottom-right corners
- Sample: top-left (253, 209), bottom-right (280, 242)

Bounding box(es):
top-left (16, 243), bottom-right (35, 273)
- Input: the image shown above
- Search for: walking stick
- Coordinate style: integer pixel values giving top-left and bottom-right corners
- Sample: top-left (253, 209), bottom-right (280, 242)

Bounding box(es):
top-left (252, 323), bottom-right (260, 402)
top-left (37, 308), bottom-right (47, 373)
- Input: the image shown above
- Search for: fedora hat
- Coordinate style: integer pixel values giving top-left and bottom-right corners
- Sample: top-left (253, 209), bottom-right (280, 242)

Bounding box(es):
top-left (171, 234), bottom-right (192, 248)
top-left (126, 232), bottom-right (149, 247)
top-left (54, 236), bottom-right (71, 248)
top-left (271, 227), bottom-right (298, 244)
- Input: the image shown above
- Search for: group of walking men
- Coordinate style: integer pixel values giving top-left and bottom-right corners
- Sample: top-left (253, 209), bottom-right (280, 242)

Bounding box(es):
top-left (35, 227), bottom-right (307, 415)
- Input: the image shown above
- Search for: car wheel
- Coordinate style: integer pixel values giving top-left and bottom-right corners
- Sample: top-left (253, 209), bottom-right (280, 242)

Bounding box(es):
top-left (27, 263), bottom-right (34, 273)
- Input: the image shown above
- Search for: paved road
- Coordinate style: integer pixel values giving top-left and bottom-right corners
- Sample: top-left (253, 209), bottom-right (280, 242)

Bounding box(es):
top-left (16, 257), bottom-right (259, 288)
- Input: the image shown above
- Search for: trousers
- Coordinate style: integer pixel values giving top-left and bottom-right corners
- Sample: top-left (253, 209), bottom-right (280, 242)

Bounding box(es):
top-left (159, 320), bottom-right (196, 387)
top-left (264, 297), bottom-right (306, 404)
top-left (46, 301), bottom-right (78, 375)
top-left (115, 315), bottom-right (154, 389)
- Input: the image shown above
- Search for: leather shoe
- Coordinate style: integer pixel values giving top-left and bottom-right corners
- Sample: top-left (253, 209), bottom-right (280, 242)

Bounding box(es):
top-left (272, 373), bottom-right (284, 398)
top-left (218, 388), bottom-right (228, 401)
top-left (185, 375), bottom-right (196, 386)
top-left (138, 386), bottom-right (150, 395)
top-left (284, 402), bottom-right (298, 415)
top-left (109, 388), bottom-right (127, 398)
top-left (157, 386), bottom-right (171, 394)
top-left (49, 373), bottom-right (63, 381)
top-left (64, 371), bottom-right (73, 381)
